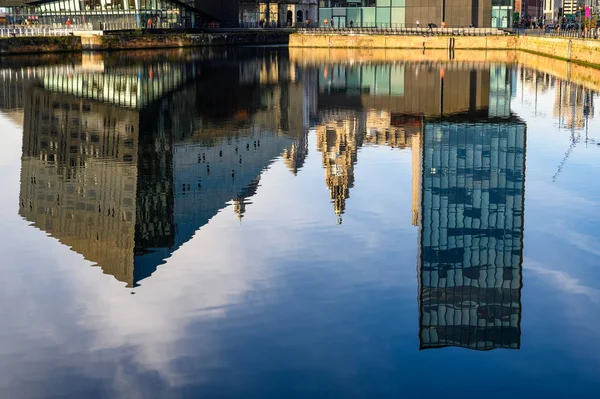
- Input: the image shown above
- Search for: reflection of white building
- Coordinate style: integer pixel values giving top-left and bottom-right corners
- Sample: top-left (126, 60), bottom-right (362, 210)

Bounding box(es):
top-left (40, 62), bottom-right (195, 109)
top-left (239, 1), bottom-right (318, 27)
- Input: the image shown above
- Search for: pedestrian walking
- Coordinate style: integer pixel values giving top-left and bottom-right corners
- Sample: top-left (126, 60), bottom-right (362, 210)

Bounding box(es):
top-left (416, 20), bottom-right (420, 28)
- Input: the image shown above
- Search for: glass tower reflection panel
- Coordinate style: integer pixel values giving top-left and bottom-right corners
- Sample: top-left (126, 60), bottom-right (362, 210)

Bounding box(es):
top-left (419, 121), bottom-right (525, 351)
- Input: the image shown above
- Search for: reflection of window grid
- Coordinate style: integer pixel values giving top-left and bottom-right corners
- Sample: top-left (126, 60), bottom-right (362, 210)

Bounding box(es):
top-left (419, 122), bottom-right (525, 351)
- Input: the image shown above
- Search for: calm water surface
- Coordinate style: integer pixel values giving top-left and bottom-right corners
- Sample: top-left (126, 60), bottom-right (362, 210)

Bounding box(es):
top-left (0, 48), bottom-right (599, 398)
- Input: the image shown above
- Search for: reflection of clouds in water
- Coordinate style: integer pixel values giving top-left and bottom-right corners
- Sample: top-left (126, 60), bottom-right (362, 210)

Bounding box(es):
top-left (73, 222), bottom-right (265, 389)
top-left (2, 130), bottom-right (414, 398)
top-left (526, 259), bottom-right (600, 303)
top-left (526, 182), bottom-right (600, 208)
top-left (0, 210), bottom-right (264, 397)
top-left (557, 227), bottom-right (600, 258)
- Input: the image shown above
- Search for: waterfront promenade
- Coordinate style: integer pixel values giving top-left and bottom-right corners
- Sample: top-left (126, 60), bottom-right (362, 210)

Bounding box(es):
top-left (289, 32), bottom-right (600, 68)
top-left (3, 26), bottom-right (600, 70)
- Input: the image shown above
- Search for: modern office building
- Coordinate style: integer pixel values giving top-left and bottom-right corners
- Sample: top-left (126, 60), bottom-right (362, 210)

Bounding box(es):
top-left (0, 0), bottom-right (234, 27)
top-left (0, 0), bottom-right (35, 24)
top-left (317, 0), bottom-right (513, 28)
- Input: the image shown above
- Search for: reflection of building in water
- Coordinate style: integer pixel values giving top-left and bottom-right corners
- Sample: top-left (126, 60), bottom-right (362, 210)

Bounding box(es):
top-left (315, 110), bottom-right (424, 223)
top-left (489, 65), bottom-right (513, 118)
top-left (419, 120), bottom-right (526, 350)
top-left (315, 110), bottom-right (365, 220)
top-left (312, 61), bottom-right (526, 349)
top-left (317, 62), bottom-right (491, 118)
top-left (553, 80), bottom-right (595, 130)
top-left (19, 87), bottom-right (143, 286)
top-left (313, 63), bottom-right (516, 223)
top-left (520, 68), bottom-right (555, 96)
top-left (40, 61), bottom-right (196, 109)
top-left (18, 51), bottom-right (309, 287)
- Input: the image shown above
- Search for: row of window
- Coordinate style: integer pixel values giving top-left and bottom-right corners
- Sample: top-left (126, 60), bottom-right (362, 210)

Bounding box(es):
top-left (36, 0), bottom-right (184, 13)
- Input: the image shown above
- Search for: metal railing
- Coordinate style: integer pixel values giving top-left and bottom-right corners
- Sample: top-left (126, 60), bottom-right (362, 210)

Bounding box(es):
top-left (0, 26), bottom-right (77, 37)
top-left (297, 26), bottom-right (507, 36)
top-left (512, 28), bottom-right (600, 39)
top-left (0, 22), bottom-right (149, 37)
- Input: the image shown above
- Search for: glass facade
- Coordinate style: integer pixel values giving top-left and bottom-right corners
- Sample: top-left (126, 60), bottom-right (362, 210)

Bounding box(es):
top-left (318, 1), bottom-right (408, 27)
top-left (318, 0), bottom-right (510, 28)
top-left (318, 63), bottom-right (405, 96)
top-left (29, 0), bottom-right (198, 28)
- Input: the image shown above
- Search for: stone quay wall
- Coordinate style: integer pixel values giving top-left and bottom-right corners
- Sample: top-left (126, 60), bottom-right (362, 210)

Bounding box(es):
top-left (0, 31), bottom-right (289, 55)
top-left (290, 33), bottom-right (600, 68)
top-left (0, 36), bottom-right (81, 55)
top-left (289, 34), bottom-right (517, 50)
top-left (2, 31), bottom-right (600, 69)
top-left (84, 31), bottom-right (289, 50)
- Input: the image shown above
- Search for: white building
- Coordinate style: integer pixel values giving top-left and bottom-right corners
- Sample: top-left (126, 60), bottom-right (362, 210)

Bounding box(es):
top-left (562, 0), bottom-right (582, 17)
top-left (543, 0), bottom-right (562, 21)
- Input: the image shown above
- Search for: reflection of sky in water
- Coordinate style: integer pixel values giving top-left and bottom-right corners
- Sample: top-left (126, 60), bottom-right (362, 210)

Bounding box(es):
top-left (0, 61), bottom-right (600, 398)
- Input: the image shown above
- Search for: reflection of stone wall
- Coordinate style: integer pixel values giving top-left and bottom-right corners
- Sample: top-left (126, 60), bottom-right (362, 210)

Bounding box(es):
top-left (289, 47), bottom-right (520, 65)
top-left (19, 87), bottom-right (140, 286)
top-left (290, 33), bottom-right (600, 71)
top-left (419, 121), bottom-right (525, 350)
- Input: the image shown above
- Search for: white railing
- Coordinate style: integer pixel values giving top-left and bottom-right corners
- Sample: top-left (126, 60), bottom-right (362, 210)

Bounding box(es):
top-left (0, 26), bottom-right (83, 37)
top-left (0, 22), bottom-right (140, 37)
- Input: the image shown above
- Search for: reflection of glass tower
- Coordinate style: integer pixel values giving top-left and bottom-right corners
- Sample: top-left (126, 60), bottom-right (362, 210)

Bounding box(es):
top-left (419, 120), bottom-right (526, 350)
top-left (489, 65), bottom-right (513, 118)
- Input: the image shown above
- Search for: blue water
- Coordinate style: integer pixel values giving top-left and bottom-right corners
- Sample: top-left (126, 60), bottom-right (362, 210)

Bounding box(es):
top-left (0, 48), bottom-right (599, 398)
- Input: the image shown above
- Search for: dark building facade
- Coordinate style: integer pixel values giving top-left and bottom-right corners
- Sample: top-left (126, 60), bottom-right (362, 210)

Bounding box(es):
top-left (318, 0), bottom-right (512, 28)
